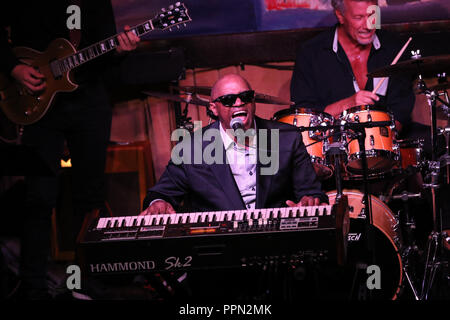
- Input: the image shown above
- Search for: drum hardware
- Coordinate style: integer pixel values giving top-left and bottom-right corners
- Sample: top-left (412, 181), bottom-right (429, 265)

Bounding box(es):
top-left (307, 121), bottom-right (394, 298)
top-left (392, 191), bottom-right (422, 202)
top-left (438, 127), bottom-right (450, 184)
top-left (401, 246), bottom-right (421, 300)
top-left (393, 190), bottom-right (421, 300)
top-left (142, 90), bottom-right (211, 131)
top-left (290, 118), bottom-right (408, 299)
top-left (410, 54), bottom-right (450, 300)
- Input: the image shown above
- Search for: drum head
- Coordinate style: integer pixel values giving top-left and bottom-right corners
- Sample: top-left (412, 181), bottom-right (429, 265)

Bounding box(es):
top-left (343, 105), bottom-right (390, 116)
top-left (272, 107), bottom-right (333, 120)
top-left (327, 190), bottom-right (403, 300)
top-left (344, 221), bottom-right (402, 300)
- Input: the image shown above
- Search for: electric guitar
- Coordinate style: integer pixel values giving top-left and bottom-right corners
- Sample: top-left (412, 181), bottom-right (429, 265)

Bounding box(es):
top-left (0, 2), bottom-right (191, 125)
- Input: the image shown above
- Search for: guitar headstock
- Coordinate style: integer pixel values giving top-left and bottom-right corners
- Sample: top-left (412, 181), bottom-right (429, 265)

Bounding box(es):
top-left (152, 2), bottom-right (192, 31)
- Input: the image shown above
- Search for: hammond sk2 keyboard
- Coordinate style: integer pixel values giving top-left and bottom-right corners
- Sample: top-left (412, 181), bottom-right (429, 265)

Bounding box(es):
top-left (77, 199), bottom-right (348, 277)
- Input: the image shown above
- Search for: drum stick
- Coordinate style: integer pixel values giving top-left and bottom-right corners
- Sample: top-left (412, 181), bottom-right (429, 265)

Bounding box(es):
top-left (372, 37), bottom-right (412, 94)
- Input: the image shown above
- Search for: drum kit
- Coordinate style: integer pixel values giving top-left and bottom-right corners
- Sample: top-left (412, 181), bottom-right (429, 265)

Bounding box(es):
top-left (142, 52), bottom-right (449, 300)
top-left (273, 52), bottom-right (450, 300)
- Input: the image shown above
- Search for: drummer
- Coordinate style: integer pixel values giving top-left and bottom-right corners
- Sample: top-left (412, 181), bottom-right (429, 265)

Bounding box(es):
top-left (290, 0), bottom-right (415, 132)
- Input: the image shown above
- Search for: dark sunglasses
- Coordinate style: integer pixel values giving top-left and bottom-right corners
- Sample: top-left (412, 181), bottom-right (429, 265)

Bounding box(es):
top-left (213, 90), bottom-right (255, 107)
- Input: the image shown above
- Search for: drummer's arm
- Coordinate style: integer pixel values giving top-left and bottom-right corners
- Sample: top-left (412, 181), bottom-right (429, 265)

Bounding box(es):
top-left (324, 90), bottom-right (380, 118)
top-left (324, 98), bottom-right (353, 118)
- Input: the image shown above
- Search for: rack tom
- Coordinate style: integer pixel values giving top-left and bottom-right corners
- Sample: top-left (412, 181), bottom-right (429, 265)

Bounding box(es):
top-left (273, 108), bottom-right (334, 179)
top-left (340, 106), bottom-right (399, 176)
top-left (398, 138), bottom-right (424, 170)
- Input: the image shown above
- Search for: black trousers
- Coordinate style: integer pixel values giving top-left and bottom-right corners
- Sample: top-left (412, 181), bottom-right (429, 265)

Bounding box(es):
top-left (19, 80), bottom-right (112, 292)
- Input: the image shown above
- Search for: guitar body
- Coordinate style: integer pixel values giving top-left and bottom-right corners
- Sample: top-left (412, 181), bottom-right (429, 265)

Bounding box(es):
top-left (0, 38), bottom-right (78, 125)
top-left (0, 2), bottom-right (192, 125)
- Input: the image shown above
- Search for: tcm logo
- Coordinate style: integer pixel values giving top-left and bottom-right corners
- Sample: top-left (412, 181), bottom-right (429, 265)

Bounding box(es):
top-left (348, 233), bottom-right (362, 241)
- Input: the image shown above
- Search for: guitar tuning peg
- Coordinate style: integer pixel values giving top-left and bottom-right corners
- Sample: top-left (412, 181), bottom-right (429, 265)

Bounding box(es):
top-left (161, 8), bottom-right (166, 12)
top-left (175, 2), bottom-right (181, 6)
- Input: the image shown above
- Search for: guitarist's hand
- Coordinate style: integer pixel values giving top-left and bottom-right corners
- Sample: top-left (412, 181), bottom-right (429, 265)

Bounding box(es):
top-left (11, 64), bottom-right (46, 94)
top-left (116, 25), bottom-right (140, 54)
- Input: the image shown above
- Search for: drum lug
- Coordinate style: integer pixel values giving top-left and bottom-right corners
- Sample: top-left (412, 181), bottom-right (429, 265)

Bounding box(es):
top-left (357, 206), bottom-right (366, 219)
top-left (393, 235), bottom-right (401, 249)
top-left (393, 220), bottom-right (400, 233)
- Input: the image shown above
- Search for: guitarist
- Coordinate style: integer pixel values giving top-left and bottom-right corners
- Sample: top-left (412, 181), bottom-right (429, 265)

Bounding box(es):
top-left (0, 1), bottom-right (140, 299)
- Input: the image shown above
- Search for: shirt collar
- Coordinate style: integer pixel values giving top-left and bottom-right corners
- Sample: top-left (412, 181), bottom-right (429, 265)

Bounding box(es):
top-left (219, 121), bottom-right (257, 151)
top-left (219, 123), bottom-right (236, 150)
top-left (332, 27), bottom-right (381, 53)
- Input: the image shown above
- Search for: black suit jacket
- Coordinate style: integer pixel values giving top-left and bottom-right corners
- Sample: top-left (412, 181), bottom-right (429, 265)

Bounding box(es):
top-left (143, 117), bottom-right (328, 212)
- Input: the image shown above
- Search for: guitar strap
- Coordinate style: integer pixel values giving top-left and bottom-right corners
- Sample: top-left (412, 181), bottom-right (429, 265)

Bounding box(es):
top-left (69, 0), bottom-right (81, 49)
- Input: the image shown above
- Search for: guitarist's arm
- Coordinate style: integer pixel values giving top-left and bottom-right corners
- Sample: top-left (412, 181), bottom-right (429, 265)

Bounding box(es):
top-left (3, 26), bottom-right (139, 96)
top-left (0, 7), bottom-right (46, 95)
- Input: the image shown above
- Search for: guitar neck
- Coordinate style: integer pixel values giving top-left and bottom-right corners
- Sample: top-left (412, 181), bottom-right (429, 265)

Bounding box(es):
top-left (57, 21), bottom-right (153, 73)
top-left (56, 2), bottom-right (190, 73)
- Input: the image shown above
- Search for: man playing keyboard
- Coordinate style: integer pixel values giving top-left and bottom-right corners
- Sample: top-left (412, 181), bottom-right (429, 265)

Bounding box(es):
top-left (140, 74), bottom-right (328, 216)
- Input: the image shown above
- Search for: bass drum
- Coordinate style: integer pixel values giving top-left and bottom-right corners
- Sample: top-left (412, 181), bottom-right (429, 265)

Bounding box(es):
top-left (327, 189), bottom-right (403, 300)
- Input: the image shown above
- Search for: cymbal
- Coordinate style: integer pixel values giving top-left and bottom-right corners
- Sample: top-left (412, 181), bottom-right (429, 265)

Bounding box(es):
top-left (175, 85), bottom-right (293, 105)
top-left (142, 91), bottom-right (210, 107)
top-left (173, 86), bottom-right (212, 96)
top-left (368, 54), bottom-right (450, 78)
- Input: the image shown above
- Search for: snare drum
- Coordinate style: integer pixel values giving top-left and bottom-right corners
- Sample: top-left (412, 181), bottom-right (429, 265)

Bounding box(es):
top-left (340, 106), bottom-right (399, 176)
top-left (273, 108), bottom-right (334, 179)
top-left (398, 139), bottom-right (424, 169)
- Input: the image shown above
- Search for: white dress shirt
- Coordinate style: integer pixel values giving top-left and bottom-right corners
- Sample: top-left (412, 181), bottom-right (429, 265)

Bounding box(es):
top-left (219, 122), bottom-right (257, 209)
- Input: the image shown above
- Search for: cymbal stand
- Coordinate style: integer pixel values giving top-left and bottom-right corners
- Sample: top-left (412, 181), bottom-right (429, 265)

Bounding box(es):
top-left (178, 100), bottom-right (194, 132)
top-left (393, 191), bottom-right (421, 300)
top-left (416, 74), bottom-right (449, 300)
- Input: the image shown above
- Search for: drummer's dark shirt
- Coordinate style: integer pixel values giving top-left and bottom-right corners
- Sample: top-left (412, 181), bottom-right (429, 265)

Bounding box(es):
top-left (290, 26), bottom-right (415, 126)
